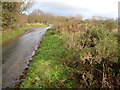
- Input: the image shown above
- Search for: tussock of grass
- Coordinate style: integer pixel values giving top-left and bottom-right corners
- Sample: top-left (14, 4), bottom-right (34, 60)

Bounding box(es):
top-left (20, 29), bottom-right (74, 88)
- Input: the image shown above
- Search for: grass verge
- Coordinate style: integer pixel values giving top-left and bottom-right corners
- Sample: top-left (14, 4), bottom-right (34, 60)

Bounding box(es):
top-left (20, 29), bottom-right (75, 88)
top-left (27, 24), bottom-right (49, 27)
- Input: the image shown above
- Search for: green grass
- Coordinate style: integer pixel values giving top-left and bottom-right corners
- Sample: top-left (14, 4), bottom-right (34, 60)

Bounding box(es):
top-left (1, 24), bottom-right (49, 44)
top-left (20, 29), bottom-right (75, 88)
top-left (27, 24), bottom-right (49, 27)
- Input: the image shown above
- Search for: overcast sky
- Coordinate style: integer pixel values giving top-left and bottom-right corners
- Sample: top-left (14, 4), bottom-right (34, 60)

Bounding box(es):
top-left (29, 0), bottom-right (119, 19)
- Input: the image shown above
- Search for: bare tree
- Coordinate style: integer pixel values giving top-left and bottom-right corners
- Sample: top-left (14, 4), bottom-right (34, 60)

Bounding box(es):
top-left (20, 0), bottom-right (36, 13)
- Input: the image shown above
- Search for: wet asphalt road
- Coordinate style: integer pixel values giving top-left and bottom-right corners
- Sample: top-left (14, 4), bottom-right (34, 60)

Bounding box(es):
top-left (1, 26), bottom-right (51, 88)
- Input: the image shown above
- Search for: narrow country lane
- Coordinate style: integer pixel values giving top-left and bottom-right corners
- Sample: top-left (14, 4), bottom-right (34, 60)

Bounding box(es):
top-left (2, 26), bottom-right (51, 88)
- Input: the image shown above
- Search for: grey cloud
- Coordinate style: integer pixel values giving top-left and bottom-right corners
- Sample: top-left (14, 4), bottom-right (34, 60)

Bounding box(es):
top-left (30, 1), bottom-right (117, 19)
top-left (38, 2), bottom-right (88, 11)
top-left (32, 2), bottom-right (93, 17)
